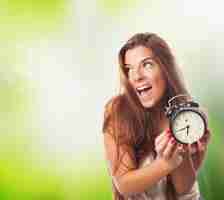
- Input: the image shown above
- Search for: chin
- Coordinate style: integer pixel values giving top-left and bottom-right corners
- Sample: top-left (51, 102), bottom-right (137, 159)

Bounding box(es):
top-left (141, 99), bottom-right (161, 109)
top-left (141, 100), bottom-right (156, 108)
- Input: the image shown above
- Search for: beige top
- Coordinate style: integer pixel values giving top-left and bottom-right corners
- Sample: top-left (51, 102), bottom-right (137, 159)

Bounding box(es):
top-left (126, 153), bottom-right (201, 200)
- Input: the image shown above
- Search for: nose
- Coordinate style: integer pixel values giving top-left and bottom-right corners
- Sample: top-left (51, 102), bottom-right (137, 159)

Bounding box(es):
top-left (131, 68), bottom-right (144, 81)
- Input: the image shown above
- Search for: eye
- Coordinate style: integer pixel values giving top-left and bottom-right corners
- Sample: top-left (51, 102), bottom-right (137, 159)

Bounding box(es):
top-left (143, 61), bottom-right (153, 70)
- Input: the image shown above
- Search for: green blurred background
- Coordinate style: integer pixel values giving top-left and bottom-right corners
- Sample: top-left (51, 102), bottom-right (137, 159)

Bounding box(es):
top-left (0, 0), bottom-right (223, 199)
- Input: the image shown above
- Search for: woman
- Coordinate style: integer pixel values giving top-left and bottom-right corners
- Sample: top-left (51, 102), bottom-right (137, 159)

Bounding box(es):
top-left (102, 33), bottom-right (210, 200)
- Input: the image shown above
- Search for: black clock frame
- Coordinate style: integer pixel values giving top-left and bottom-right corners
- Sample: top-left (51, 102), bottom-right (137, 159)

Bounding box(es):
top-left (167, 106), bottom-right (208, 144)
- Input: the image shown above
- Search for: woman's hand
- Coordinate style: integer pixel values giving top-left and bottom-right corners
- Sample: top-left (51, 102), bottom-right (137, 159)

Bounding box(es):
top-left (187, 128), bottom-right (211, 153)
top-left (186, 129), bottom-right (211, 171)
top-left (154, 129), bottom-right (186, 171)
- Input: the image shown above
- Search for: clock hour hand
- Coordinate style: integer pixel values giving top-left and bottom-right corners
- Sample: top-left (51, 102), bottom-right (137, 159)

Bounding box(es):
top-left (186, 125), bottom-right (190, 136)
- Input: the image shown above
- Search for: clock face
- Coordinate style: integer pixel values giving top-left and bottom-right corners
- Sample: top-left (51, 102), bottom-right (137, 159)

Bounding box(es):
top-left (171, 110), bottom-right (206, 144)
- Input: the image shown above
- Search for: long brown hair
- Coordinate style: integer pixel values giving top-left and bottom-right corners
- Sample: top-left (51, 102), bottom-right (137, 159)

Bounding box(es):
top-left (103, 33), bottom-right (190, 200)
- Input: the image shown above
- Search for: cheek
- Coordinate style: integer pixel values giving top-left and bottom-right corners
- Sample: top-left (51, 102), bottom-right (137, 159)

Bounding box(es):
top-left (153, 74), bottom-right (167, 94)
top-left (128, 79), bottom-right (135, 89)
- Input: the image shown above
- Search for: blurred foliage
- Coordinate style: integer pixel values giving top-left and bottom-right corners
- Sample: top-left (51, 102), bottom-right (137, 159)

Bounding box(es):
top-left (0, 0), bottom-right (66, 41)
top-left (0, 0), bottom-right (68, 199)
top-left (200, 115), bottom-right (224, 199)
top-left (96, 0), bottom-right (138, 16)
top-left (0, 0), bottom-right (223, 199)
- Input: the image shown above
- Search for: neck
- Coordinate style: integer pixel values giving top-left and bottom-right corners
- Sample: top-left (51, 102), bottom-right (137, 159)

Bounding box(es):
top-left (150, 106), bottom-right (169, 135)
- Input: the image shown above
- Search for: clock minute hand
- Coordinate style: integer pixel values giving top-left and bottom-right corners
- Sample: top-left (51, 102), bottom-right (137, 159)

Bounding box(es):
top-left (175, 126), bottom-right (188, 133)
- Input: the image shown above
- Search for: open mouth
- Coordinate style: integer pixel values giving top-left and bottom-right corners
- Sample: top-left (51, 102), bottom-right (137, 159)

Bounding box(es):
top-left (136, 85), bottom-right (152, 96)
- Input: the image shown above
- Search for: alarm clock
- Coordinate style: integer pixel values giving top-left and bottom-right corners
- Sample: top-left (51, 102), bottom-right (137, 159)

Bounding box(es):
top-left (165, 94), bottom-right (207, 144)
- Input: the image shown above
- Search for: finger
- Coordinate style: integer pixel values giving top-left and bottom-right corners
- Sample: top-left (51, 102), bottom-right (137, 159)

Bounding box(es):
top-left (200, 129), bottom-right (211, 143)
top-left (177, 143), bottom-right (185, 153)
top-left (183, 144), bottom-right (188, 151)
top-left (200, 136), bottom-right (210, 145)
top-left (156, 128), bottom-right (171, 142)
top-left (204, 128), bottom-right (210, 137)
top-left (205, 129), bottom-right (211, 140)
top-left (204, 128), bottom-right (211, 138)
top-left (205, 128), bottom-right (210, 134)
top-left (162, 138), bottom-right (176, 159)
top-left (196, 140), bottom-right (206, 152)
top-left (172, 144), bottom-right (185, 159)
top-left (155, 136), bottom-right (170, 155)
top-left (190, 143), bottom-right (197, 154)
top-left (155, 128), bottom-right (171, 146)
top-left (186, 143), bottom-right (197, 155)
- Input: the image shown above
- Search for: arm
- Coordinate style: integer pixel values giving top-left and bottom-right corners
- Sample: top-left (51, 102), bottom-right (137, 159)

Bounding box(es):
top-left (103, 133), bottom-right (172, 196)
top-left (182, 129), bottom-right (211, 173)
top-left (191, 150), bottom-right (205, 172)
top-left (104, 133), bottom-right (182, 195)
top-left (191, 129), bottom-right (210, 172)
top-left (170, 128), bottom-right (211, 194)
top-left (113, 157), bottom-right (174, 196)
top-left (170, 150), bottom-right (196, 195)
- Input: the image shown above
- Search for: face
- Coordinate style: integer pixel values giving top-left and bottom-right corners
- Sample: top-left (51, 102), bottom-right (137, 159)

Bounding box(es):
top-left (124, 46), bottom-right (167, 108)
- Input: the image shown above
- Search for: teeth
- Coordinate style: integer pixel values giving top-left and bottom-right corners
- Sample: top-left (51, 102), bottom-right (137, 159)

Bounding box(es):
top-left (137, 86), bottom-right (148, 90)
top-left (136, 85), bottom-right (151, 91)
top-left (136, 85), bottom-right (152, 95)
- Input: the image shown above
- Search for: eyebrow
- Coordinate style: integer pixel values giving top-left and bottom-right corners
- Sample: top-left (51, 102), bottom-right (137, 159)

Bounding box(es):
top-left (124, 56), bottom-right (154, 67)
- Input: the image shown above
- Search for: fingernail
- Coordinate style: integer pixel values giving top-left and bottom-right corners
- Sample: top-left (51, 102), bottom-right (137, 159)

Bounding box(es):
top-left (171, 138), bottom-right (176, 144)
top-left (166, 128), bottom-right (171, 133)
